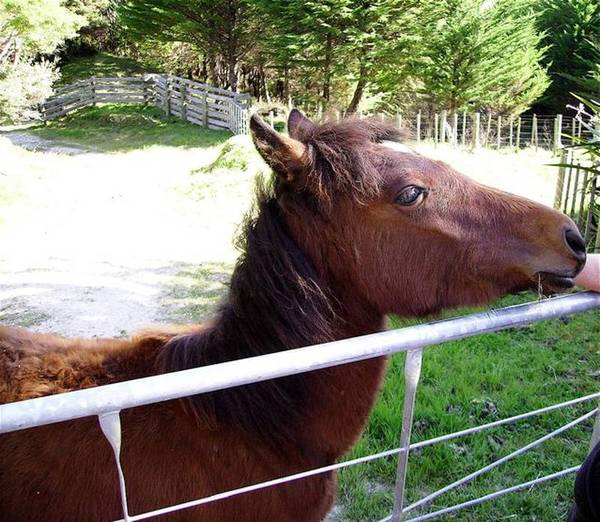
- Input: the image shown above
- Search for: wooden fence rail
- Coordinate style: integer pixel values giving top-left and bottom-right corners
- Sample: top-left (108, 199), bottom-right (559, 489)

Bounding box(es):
top-left (39, 74), bottom-right (251, 135)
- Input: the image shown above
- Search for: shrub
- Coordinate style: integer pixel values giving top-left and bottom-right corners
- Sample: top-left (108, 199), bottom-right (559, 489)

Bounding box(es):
top-left (0, 60), bottom-right (59, 122)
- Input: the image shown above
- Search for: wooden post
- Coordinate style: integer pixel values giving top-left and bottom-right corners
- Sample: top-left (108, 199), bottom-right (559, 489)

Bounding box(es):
top-left (497, 115), bottom-right (502, 149)
top-left (166, 76), bottom-right (172, 116)
top-left (473, 112), bottom-right (480, 149)
top-left (578, 170), bottom-right (589, 229)
top-left (532, 114), bottom-right (538, 151)
top-left (461, 111), bottom-right (467, 147)
top-left (434, 113), bottom-right (439, 146)
top-left (554, 114), bottom-right (563, 152)
top-left (572, 117), bottom-right (577, 145)
top-left (202, 89), bottom-right (208, 127)
top-left (90, 77), bottom-right (96, 106)
top-left (563, 158), bottom-right (574, 214)
top-left (269, 111), bottom-right (275, 128)
top-left (578, 118), bottom-right (583, 140)
top-left (485, 113), bottom-right (492, 147)
top-left (397, 112), bottom-right (402, 129)
top-left (553, 149), bottom-right (567, 209)
top-left (452, 112), bottom-right (458, 147)
top-left (440, 110), bottom-right (447, 143)
top-left (416, 111), bottom-right (421, 144)
top-left (181, 82), bottom-right (187, 122)
top-left (509, 117), bottom-right (514, 148)
top-left (585, 178), bottom-right (596, 244)
top-left (570, 163), bottom-right (581, 217)
top-left (516, 117), bottom-right (521, 149)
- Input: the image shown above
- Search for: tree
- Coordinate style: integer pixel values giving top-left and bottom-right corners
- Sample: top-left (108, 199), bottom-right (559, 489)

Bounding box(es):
top-left (118, 0), bottom-right (259, 91)
top-left (0, 0), bottom-right (85, 121)
top-left (416, 0), bottom-right (548, 114)
top-left (1, 0), bottom-right (84, 64)
top-left (537, 0), bottom-right (600, 112)
top-left (255, 0), bottom-right (418, 112)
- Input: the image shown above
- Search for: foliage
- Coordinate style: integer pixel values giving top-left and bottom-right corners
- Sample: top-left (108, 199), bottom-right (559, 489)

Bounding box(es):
top-left (254, 0), bottom-right (419, 113)
top-left (0, 0), bottom-right (85, 122)
top-left (0, 59), bottom-right (58, 122)
top-left (537, 0), bottom-right (600, 112)
top-left (416, 0), bottom-right (549, 114)
top-left (118, 0), bottom-right (259, 91)
top-left (0, 0), bottom-right (84, 61)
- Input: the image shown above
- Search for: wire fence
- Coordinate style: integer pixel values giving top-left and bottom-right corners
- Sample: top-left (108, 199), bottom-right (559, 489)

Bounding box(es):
top-left (1, 292), bottom-right (599, 521)
top-left (293, 106), bottom-right (593, 152)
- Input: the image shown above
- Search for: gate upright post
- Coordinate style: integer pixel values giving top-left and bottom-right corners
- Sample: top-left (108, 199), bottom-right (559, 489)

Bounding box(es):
top-left (391, 348), bottom-right (424, 522)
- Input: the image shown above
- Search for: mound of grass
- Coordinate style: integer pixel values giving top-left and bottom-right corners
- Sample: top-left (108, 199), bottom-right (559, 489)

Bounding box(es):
top-left (28, 105), bottom-right (231, 152)
top-left (58, 52), bottom-right (150, 85)
top-left (338, 291), bottom-right (600, 521)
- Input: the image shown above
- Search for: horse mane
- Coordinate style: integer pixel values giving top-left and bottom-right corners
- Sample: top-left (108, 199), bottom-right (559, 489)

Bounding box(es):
top-left (159, 118), bottom-right (402, 450)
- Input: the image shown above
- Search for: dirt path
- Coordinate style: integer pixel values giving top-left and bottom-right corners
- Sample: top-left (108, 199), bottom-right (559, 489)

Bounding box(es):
top-left (0, 133), bottom-right (252, 337)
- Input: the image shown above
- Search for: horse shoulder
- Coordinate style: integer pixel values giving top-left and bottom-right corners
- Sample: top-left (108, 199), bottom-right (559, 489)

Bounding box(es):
top-left (0, 323), bottom-right (207, 404)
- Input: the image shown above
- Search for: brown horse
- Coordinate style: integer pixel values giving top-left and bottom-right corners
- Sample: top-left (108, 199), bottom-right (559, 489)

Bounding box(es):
top-left (0, 110), bottom-right (586, 521)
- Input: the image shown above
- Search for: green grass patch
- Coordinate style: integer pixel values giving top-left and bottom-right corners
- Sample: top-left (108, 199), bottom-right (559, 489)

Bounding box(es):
top-left (162, 262), bottom-right (234, 322)
top-left (58, 52), bottom-right (150, 85)
top-left (0, 299), bottom-right (51, 328)
top-left (28, 104), bottom-right (231, 152)
top-left (338, 291), bottom-right (599, 521)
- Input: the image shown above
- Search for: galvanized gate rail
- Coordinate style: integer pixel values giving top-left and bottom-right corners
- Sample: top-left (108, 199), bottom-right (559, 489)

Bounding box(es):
top-left (1, 292), bottom-right (599, 521)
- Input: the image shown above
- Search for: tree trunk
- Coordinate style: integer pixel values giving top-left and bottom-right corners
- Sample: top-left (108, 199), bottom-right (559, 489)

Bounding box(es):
top-left (228, 53), bottom-right (237, 92)
top-left (322, 34), bottom-right (333, 103)
top-left (345, 63), bottom-right (368, 115)
top-left (207, 54), bottom-right (218, 86)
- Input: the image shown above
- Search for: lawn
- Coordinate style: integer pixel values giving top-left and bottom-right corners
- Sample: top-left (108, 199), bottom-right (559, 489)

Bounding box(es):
top-left (0, 106), bottom-right (597, 520)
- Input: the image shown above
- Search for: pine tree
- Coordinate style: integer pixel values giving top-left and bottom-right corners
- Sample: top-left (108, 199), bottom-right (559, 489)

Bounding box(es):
top-left (417, 0), bottom-right (548, 114)
top-left (118, 0), bottom-right (259, 91)
top-left (537, 0), bottom-right (600, 112)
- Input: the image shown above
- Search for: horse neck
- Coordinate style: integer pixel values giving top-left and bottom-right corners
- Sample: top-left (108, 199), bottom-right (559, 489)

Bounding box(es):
top-left (163, 198), bottom-right (387, 463)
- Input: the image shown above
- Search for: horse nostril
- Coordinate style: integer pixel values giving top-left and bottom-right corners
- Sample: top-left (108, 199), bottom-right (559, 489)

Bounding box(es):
top-left (564, 228), bottom-right (587, 260)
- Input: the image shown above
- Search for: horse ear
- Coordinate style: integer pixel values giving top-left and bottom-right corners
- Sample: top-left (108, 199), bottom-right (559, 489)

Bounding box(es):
top-left (250, 114), bottom-right (309, 182)
top-left (287, 109), bottom-right (314, 140)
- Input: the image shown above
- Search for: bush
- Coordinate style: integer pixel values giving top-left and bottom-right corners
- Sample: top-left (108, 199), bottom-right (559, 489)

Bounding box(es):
top-left (0, 60), bottom-right (58, 123)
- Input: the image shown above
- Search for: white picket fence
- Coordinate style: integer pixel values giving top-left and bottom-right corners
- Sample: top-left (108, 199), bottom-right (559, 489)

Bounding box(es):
top-left (1, 292), bottom-right (599, 521)
top-left (39, 74), bottom-right (251, 135)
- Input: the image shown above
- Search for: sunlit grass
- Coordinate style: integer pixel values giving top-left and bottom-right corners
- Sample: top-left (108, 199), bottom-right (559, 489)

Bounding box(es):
top-left (336, 292), bottom-right (599, 521)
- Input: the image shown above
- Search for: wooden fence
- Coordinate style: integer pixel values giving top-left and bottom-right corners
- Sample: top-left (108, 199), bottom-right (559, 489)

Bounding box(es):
top-left (40, 75), bottom-right (251, 135)
top-left (554, 147), bottom-right (599, 251)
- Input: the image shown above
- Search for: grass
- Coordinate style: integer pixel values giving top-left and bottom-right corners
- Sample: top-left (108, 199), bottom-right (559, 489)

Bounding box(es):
top-left (28, 104), bottom-right (231, 152)
top-left (57, 52), bottom-right (150, 85)
top-left (337, 292), bottom-right (599, 521)
top-left (2, 105), bottom-right (597, 520)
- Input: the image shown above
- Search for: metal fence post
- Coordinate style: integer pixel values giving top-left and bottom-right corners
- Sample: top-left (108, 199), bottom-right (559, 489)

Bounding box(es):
top-left (590, 405), bottom-right (600, 452)
top-left (98, 411), bottom-right (130, 522)
top-left (391, 348), bottom-right (424, 521)
top-left (416, 111), bottom-right (421, 144)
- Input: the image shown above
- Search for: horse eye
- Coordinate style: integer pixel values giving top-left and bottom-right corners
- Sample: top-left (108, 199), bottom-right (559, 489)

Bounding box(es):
top-left (395, 185), bottom-right (426, 206)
